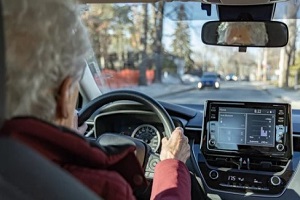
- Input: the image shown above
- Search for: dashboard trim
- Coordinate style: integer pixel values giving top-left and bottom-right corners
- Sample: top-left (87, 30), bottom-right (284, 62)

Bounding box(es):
top-left (285, 159), bottom-right (300, 194)
top-left (93, 110), bottom-right (158, 137)
top-left (94, 110), bottom-right (155, 117)
top-left (186, 127), bottom-right (202, 131)
top-left (293, 134), bottom-right (300, 138)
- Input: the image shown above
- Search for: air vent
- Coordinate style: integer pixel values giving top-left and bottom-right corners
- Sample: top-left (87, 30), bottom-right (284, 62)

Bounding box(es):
top-left (249, 159), bottom-right (288, 172)
top-left (205, 155), bottom-right (240, 169)
top-left (205, 155), bottom-right (287, 172)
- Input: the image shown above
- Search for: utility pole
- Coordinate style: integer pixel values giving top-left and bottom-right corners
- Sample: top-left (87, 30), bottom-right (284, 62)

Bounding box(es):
top-left (256, 53), bottom-right (262, 81)
top-left (278, 47), bottom-right (286, 88)
top-left (262, 49), bottom-right (268, 82)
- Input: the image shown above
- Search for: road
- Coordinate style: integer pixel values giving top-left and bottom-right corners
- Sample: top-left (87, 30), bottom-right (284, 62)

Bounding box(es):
top-left (157, 81), bottom-right (283, 105)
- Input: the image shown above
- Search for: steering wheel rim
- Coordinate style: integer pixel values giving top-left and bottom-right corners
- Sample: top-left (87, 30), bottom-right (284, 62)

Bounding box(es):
top-left (78, 90), bottom-right (175, 138)
top-left (78, 90), bottom-right (176, 180)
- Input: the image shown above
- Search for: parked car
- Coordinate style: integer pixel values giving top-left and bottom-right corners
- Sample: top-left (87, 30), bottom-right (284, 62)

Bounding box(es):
top-left (181, 73), bottom-right (201, 84)
top-left (198, 72), bottom-right (220, 89)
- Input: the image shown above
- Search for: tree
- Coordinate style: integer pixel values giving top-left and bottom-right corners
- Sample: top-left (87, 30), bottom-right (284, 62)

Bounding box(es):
top-left (152, 2), bottom-right (165, 83)
top-left (171, 4), bottom-right (194, 72)
top-left (82, 4), bottom-right (141, 70)
top-left (139, 4), bottom-right (149, 85)
top-left (81, 5), bottom-right (114, 69)
top-left (285, 16), bottom-right (298, 87)
top-left (278, 2), bottom-right (300, 87)
top-left (228, 52), bottom-right (256, 76)
top-left (109, 5), bottom-right (133, 69)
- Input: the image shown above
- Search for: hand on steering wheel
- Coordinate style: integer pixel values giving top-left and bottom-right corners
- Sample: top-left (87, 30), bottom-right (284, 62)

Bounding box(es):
top-left (160, 127), bottom-right (190, 163)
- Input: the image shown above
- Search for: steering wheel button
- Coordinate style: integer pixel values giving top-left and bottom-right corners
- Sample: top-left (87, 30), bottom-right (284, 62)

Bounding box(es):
top-left (149, 172), bottom-right (154, 178)
top-left (150, 159), bottom-right (159, 169)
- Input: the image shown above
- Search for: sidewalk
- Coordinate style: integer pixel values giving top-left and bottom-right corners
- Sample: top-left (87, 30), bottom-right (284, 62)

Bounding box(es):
top-left (110, 75), bottom-right (196, 98)
top-left (253, 82), bottom-right (300, 108)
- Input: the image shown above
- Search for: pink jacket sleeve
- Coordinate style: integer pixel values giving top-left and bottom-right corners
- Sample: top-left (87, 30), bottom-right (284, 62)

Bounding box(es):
top-left (150, 159), bottom-right (191, 200)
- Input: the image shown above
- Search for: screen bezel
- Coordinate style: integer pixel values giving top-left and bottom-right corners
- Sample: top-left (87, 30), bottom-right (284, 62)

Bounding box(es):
top-left (201, 101), bottom-right (292, 158)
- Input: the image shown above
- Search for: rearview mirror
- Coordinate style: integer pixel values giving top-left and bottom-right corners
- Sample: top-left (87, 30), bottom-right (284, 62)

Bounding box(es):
top-left (201, 21), bottom-right (288, 47)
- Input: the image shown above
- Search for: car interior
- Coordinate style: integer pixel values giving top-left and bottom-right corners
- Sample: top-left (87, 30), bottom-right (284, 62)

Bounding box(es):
top-left (1, 0), bottom-right (300, 200)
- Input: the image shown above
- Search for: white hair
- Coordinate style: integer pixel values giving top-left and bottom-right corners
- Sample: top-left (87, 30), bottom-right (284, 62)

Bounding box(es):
top-left (4, 0), bottom-right (91, 122)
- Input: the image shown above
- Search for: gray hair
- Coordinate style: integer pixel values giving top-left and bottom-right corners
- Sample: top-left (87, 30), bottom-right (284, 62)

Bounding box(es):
top-left (4, 0), bottom-right (91, 122)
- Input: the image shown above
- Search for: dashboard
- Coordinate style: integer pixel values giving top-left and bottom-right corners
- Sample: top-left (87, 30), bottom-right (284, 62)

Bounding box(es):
top-left (88, 100), bottom-right (300, 200)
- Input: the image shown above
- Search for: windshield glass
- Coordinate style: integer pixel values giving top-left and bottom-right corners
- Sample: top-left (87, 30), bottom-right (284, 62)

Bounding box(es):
top-left (81, 1), bottom-right (300, 109)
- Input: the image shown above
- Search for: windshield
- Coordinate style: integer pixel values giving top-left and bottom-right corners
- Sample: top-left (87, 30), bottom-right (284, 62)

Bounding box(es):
top-left (81, 1), bottom-right (300, 109)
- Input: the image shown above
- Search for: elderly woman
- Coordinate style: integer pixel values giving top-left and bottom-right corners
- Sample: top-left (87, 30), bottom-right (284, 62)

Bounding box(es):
top-left (217, 22), bottom-right (268, 46)
top-left (0, 0), bottom-right (191, 199)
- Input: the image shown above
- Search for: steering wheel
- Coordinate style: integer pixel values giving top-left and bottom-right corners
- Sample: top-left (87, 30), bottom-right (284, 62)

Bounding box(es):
top-left (78, 90), bottom-right (175, 179)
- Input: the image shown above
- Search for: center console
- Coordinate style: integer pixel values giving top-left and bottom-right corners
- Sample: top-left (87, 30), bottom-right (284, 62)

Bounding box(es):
top-left (199, 101), bottom-right (293, 197)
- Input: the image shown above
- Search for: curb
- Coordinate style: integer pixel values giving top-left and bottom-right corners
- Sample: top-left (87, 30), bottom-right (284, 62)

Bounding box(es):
top-left (281, 96), bottom-right (293, 103)
top-left (254, 83), bottom-right (289, 103)
top-left (262, 88), bottom-right (282, 98)
top-left (263, 88), bottom-right (293, 103)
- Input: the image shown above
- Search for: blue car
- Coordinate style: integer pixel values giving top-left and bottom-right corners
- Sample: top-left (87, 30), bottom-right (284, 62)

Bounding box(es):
top-left (198, 73), bottom-right (220, 89)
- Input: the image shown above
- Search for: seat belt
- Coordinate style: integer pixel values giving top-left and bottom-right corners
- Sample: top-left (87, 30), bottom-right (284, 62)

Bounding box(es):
top-left (0, 138), bottom-right (103, 200)
top-left (0, 0), bottom-right (6, 128)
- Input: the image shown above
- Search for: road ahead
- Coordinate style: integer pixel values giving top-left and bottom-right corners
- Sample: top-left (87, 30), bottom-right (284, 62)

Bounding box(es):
top-left (157, 81), bottom-right (283, 105)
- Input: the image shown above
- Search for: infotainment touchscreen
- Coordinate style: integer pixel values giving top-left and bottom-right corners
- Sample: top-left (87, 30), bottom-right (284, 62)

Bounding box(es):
top-left (209, 107), bottom-right (276, 150)
top-left (203, 101), bottom-right (292, 157)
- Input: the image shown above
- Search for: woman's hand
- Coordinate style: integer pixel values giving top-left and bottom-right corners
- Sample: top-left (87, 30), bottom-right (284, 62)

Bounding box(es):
top-left (160, 127), bottom-right (190, 163)
top-left (72, 110), bottom-right (88, 135)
